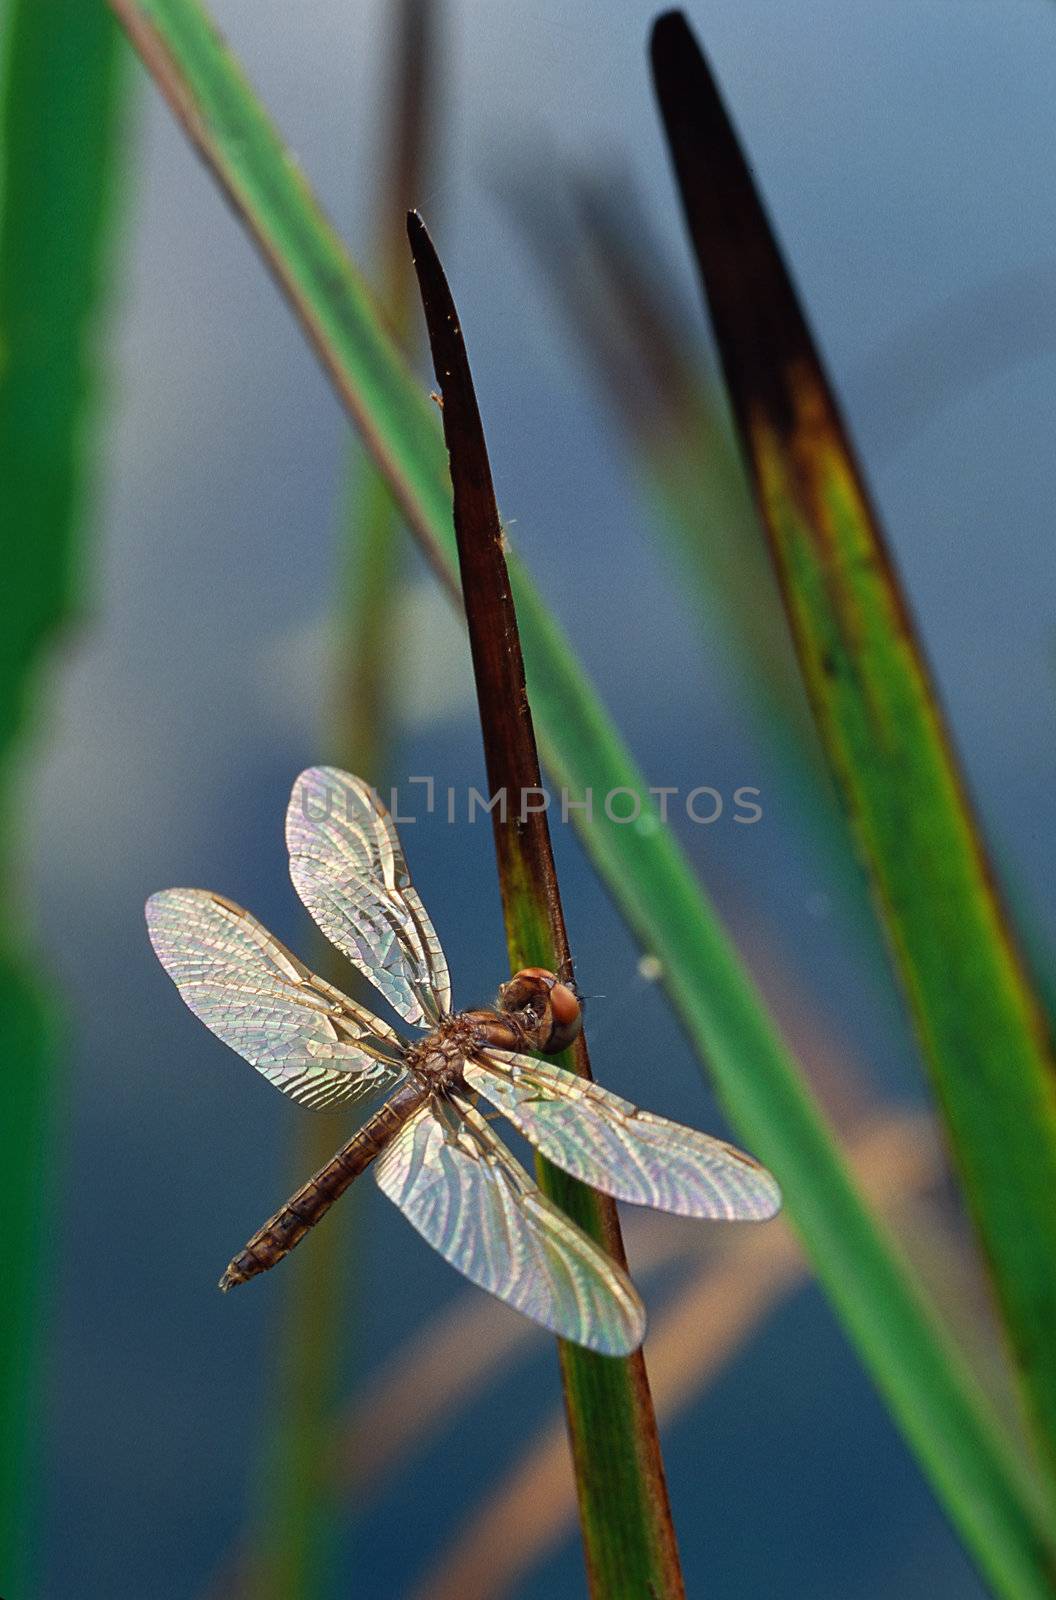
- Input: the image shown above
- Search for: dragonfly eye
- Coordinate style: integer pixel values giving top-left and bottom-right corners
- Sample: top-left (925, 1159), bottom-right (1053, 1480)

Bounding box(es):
top-left (545, 981), bottom-right (583, 1052)
top-left (498, 967), bottom-right (549, 1015)
top-left (499, 967), bottom-right (583, 1053)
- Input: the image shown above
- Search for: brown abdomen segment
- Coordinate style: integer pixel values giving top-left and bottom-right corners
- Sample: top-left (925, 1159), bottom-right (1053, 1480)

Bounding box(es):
top-left (219, 1177), bottom-right (336, 1290)
top-left (219, 1081), bottom-right (428, 1290)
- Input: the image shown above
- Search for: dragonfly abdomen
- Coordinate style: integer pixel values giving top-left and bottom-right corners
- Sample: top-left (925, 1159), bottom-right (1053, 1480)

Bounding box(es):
top-left (218, 1079), bottom-right (429, 1290)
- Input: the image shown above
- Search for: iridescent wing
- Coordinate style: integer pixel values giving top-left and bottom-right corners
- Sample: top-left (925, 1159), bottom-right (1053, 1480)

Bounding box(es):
top-left (463, 1052), bottom-right (781, 1220)
top-left (146, 889), bottom-right (407, 1110)
top-left (373, 1094), bottom-right (646, 1355)
top-left (286, 767), bottom-right (451, 1029)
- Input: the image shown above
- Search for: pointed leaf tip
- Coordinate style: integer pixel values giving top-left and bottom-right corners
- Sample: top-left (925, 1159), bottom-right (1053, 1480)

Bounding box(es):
top-left (650, 10), bottom-right (693, 70)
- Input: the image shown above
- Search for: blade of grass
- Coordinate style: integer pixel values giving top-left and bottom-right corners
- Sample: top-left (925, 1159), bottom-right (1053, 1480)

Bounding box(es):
top-left (0, 6), bottom-right (127, 1593)
top-left (250, 9), bottom-right (440, 1598)
top-left (408, 209), bottom-right (685, 1600)
top-left (651, 6), bottom-right (1056, 1494)
top-left (107, 6), bottom-right (1056, 1591)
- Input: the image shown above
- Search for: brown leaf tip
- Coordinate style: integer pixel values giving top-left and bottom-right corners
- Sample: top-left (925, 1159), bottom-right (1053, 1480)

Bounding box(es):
top-left (650, 9), bottom-right (692, 63)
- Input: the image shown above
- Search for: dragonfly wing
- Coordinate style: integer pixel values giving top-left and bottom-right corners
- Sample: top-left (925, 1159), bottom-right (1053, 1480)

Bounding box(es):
top-left (464, 1052), bottom-right (781, 1221)
top-left (373, 1094), bottom-right (646, 1355)
top-left (286, 767), bottom-right (451, 1028)
top-left (146, 889), bottom-right (407, 1110)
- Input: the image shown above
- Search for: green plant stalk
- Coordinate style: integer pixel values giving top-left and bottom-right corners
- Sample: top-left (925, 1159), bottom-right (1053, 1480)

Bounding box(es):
top-left (108, 3), bottom-right (1056, 1590)
top-left (0, 6), bottom-right (127, 1594)
top-left (651, 7), bottom-right (1056, 1498)
top-left (409, 210), bottom-right (684, 1599)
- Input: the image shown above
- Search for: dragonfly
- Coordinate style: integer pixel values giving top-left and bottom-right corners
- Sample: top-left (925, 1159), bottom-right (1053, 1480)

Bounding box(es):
top-left (146, 767), bottom-right (780, 1355)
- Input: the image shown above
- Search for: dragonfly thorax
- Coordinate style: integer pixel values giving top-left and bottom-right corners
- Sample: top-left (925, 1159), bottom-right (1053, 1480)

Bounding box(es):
top-left (403, 1018), bottom-right (480, 1088)
top-left (404, 976), bottom-right (582, 1090)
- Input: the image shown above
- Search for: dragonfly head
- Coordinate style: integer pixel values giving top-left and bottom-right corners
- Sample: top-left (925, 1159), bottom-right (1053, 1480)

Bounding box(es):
top-left (498, 967), bottom-right (583, 1053)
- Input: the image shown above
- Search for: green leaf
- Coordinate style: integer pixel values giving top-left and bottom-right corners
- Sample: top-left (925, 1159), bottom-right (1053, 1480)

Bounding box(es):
top-left (109, 3), bottom-right (1056, 1591)
top-left (651, 5), bottom-right (1056, 1505)
top-left (410, 209), bottom-right (686, 1599)
top-left (0, 2), bottom-right (127, 1591)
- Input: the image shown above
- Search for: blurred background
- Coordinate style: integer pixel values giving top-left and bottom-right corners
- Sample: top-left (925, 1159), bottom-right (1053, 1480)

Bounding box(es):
top-left (6, 1), bottom-right (1056, 1595)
